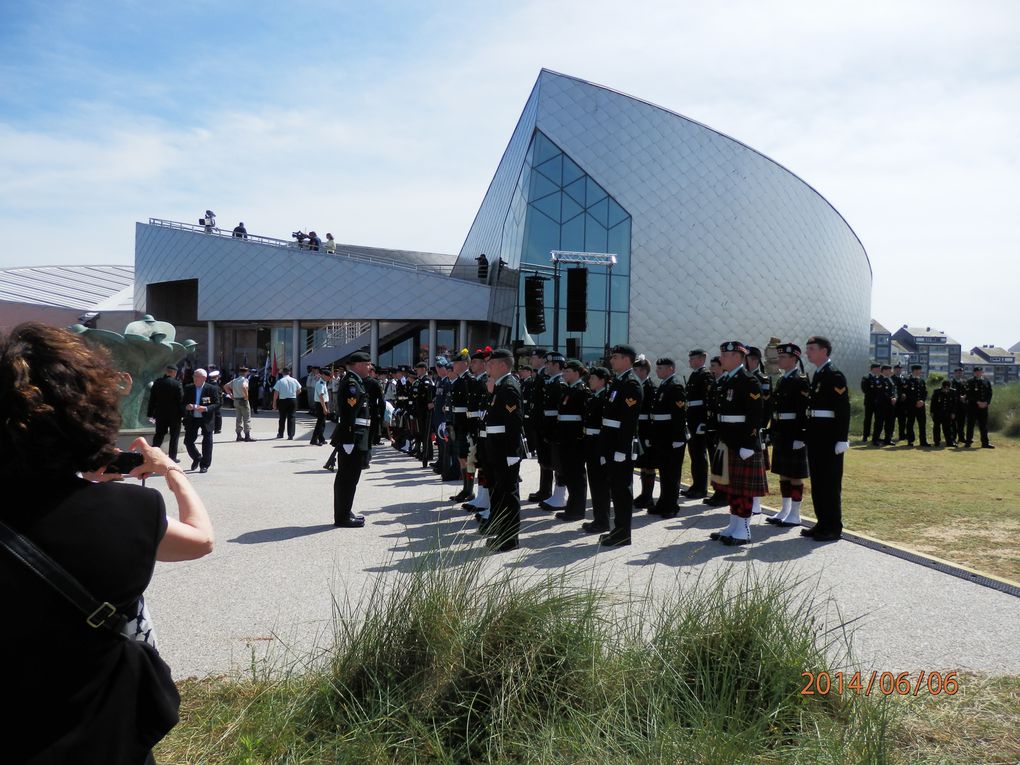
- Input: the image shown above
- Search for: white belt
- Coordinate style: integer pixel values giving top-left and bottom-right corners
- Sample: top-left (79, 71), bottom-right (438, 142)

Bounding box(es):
top-left (809, 409), bottom-right (835, 418)
top-left (558, 414), bottom-right (582, 422)
top-left (638, 414), bottom-right (649, 420)
top-left (775, 413), bottom-right (797, 420)
top-left (478, 430), bottom-right (487, 437)
top-left (543, 409), bottom-right (558, 416)
top-left (354, 417), bottom-right (371, 426)
top-left (584, 427), bottom-right (601, 435)
top-left (718, 414), bottom-right (746, 423)
top-left (603, 418), bottom-right (621, 428)
top-left (468, 411), bottom-right (481, 418)
top-left (650, 414), bottom-right (672, 421)
top-left (486, 425), bottom-right (506, 434)
top-left (452, 407), bottom-right (468, 413)
top-left (687, 399), bottom-right (704, 406)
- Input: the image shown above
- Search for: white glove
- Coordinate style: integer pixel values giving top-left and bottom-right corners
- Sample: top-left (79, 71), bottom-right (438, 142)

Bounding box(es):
top-left (147, 417), bottom-right (156, 425)
top-left (644, 439), bottom-right (652, 447)
top-left (739, 448), bottom-right (754, 460)
top-left (671, 441), bottom-right (685, 448)
top-left (613, 451), bottom-right (626, 462)
top-left (834, 441), bottom-right (850, 455)
top-left (792, 440), bottom-right (805, 450)
top-left (696, 423), bottom-right (706, 435)
top-left (506, 457), bottom-right (520, 465)
top-left (342, 443), bottom-right (354, 454)
top-left (600, 456), bottom-right (606, 465)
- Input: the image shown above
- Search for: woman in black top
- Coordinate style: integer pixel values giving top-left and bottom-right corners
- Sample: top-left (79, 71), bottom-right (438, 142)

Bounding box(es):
top-left (0, 322), bottom-right (214, 764)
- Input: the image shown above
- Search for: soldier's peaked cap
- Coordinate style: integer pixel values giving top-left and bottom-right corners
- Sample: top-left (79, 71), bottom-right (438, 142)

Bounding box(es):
top-left (869, 362), bottom-right (881, 369)
top-left (777, 343), bottom-right (801, 357)
top-left (346, 351), bottom-right (372, 363)
top-left (489, 347), bottom-right (513, 360)
top-left (546, 351), bottom-right (566, 364)
top-left (720, 341), bottom-right (748, 354)
top-left (881, 364), bottom-right (892, 370)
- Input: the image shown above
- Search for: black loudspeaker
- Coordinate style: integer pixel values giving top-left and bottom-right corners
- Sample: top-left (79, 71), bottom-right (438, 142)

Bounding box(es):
top-left (524, 276), bottom-right (546, 334)
top-left (566, 338), bottom-right (580, 359)
top-left (566, 267), bottom-right (588, 332)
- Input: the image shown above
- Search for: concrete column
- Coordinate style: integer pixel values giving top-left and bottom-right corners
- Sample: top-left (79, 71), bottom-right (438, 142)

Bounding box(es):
top-left (370, 320), bottom-right (380, 362)
top-left (291, 320), bottom-right (300, 376)
top-left (206, 321), bottom-right (215, 368)
top-left (428, 319), bottom-right (438, 366)
top-left (459, 320), bottom-right (468, 351)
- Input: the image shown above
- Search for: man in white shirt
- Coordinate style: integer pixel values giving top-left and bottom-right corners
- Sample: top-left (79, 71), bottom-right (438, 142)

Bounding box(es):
top-left (310, 368), bottom-right (332, 445)
top-left (272, 368), bottom-right (302, 440)
top-left (227, 367), bottom-right (254, 442)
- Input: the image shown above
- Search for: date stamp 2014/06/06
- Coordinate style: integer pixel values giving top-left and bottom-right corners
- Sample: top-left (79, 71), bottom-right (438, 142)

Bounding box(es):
top-left (801, 671), bottom-right (959, 697)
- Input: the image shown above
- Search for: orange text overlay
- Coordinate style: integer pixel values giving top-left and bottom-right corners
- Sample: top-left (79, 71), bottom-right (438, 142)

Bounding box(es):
top-left (801, 670), bottom-right (959, 697)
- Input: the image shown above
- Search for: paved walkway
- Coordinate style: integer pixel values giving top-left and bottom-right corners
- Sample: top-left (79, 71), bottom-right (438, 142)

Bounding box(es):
top-left (147, 412), bottom-right (1020, 679)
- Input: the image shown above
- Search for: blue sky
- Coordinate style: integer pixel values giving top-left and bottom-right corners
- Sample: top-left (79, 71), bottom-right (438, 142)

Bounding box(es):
top-left (1, 0), bottom-right (1018, 350)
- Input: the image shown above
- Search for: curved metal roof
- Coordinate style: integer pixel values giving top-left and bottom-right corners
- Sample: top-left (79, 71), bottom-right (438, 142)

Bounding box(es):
top-left (0, 265), bottom-right (134, 309)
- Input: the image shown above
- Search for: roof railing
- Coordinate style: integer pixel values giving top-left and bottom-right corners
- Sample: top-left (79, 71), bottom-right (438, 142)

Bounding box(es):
top-left (146, 218), bottom-right (474, 280)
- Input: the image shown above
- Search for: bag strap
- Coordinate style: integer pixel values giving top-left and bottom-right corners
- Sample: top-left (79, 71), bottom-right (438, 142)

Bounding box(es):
top-left (0, 519), bottom-right (127, 634)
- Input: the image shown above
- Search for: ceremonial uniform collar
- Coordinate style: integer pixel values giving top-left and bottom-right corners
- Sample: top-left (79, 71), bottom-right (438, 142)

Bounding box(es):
top-left (723, 364), bottom-right (745, 380)
top-left (348, 370), bottom-right (363, 383)
top-left (548, 373), bottom-right (563, 382)
top-left (615, 367), bottom-right (634, 380)
top-left (660, 374), bottom-right (677, 385)
top-left (818, 359), bottom-right (834, 371)
top-left (495, 372), bottom-right (512, 385)
top-left (567, 379), bottom-right (583, 388)
top-left (783, 367), bottom-right (800, 379)
top-left (693, 365), bottom-right (706, 374)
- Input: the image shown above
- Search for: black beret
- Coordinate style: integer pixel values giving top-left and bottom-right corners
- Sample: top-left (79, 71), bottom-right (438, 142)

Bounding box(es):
top-left (451, 349), bottom-right (470, 362)
top-left (347, 351), bottom-right (371, 363)
top-left (869, 363), bottom-right (880, 369)
top-left (893, 363), bottom-right (902, 368)
top-left (710, 356), bottom-right (721, 364)
top-left (688, 348), bottom-right (707, 357)
top-left (519, 364), bottom-right (533, 372)
top-left (720, 341), bottom-right (748, 354)
top-left (546, 351), bottom-right (566, 364)
top-left (910, 364), bottom-right (923, 371)
top-left (777, 343), bottom-right (801, 357)
top-left (490, 347), bottom-right (513, 360)
top-left (655, 357), bottom-right (675, 366)
top-left (881, 365), bottom-right (892, 370)
top-left (974, 366), bottom-right (983, 372)
top-left (589, 366), bottom-right (611, 381)
top-left (530, 348), bottom-right (548, 359)
top-left (609, 343), bottom-right (637, 359)
top-left (470, 348), bottom-right (490, 360)
top-left (746, 346), bottom-right (763, 359)
top-left (564, 359), bottom-right (586, 373)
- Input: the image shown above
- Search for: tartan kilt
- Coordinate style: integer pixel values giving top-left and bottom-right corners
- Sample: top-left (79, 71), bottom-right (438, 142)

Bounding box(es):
top-left (771, 440), bottom-right (809, 479)
top-left (711, 444), bottom-right (768, 497)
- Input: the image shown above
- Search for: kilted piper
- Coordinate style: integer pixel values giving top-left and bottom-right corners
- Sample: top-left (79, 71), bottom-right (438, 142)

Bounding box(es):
top-left (765, 343), bottom-right (810, 529)
top-left (709, 341), bottom-right (768, 546)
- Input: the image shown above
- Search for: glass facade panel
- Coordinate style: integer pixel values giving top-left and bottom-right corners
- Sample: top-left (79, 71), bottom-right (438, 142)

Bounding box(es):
top-left (500, 129), bottom-right (632, 357)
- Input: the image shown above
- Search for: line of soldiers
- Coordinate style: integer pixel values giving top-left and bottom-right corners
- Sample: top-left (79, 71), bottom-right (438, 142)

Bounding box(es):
top-left (860, 364), bottom-right (995, 448)
top-left (374, 336), bottom-right (852, 550)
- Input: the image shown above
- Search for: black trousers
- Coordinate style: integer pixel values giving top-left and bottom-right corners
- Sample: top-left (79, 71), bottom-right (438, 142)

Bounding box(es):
top-left (932, 416), bottom-right (953, 445)
top-left (152, 416), bottom-right (181, 460)
top-left (906, 406), bottom-right (928, 445)
top-left (414, 414), bottom-right (431, 465)
top-left (872, 403), bottom-right (894, 443)
top-left (333, 448), bottom-right (366, 522)
top-left (862, 400), bottom-right (874, 439)
top-left (687, 430), bottom-right (708, 493)
top-left (183, 418), bottom-right (213, 468)
top-left (536, 438), bottom-right (554, 496)
top-left (585, 447), bottom-right (611, 528)
top-left (896, 404), bottom-right (908, 440)
top-left (609, 458), bottom-right (635, 535)
top-left (311, 403), bottom-right (327, 444)
top-left (561, 447), bottom-right (587, 516)
top-left (277, 398), bottom-right (297, 438)
top-left (806, 440), bottom-right (843, 536)
top-left (488, 460), bottom-right (521, 543)
top-left (966, 406), bottom-right (990, 445)
top-left (654, 443), bottom-right (685, 513)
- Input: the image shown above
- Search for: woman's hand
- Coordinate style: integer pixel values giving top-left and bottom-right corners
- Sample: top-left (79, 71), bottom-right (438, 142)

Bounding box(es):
top-left (126, 437), bottom-right (177, 480)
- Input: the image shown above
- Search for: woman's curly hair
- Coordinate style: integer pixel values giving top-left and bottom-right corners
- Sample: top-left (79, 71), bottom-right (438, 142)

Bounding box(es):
top-left (0, 322), bottom-right (122, 481)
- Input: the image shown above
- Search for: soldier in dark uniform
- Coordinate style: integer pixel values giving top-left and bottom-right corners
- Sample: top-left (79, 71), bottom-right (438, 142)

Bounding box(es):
top-left (930, 380), bottom-right (956, 447)
top-left (632, 357), bottom-right (658, 509)
top-left (965, 367), bottom-right (994, 448)
top-left (648, 357), bottom-right (687, 518)
top-left (553, 359), bottom-right (589, 522)
top-left (411, 361), bottom-right (436, 466)
top-left (463, 349), bottom-right (491, 511)
top-left (598, 344), bottom-right (643, 547)
top-left (861, 363), bottom-right (881, 441)
top-left (903, 364), bottom-right (930, 447)
top-left (148, 363), bottom-right (184, 462)
top-left (330, 351), bottom-right (373, 528)
top-left (948, 367), bottom-right (968, 447)
top-left (537, 352), bottom-right (568, 510)
top-left (745, 346), bottom-right (772, 515)
top-left (705, 356), bottom-right (729, 507)
top-left (519, 364), bottom-right (536, 458)
top-left (708, 342), bottom-right (767, 546)
top-left (582, 366), bottom-right (612, 533)
top-left (448, 351), bottom-right (474, 501)
top-left (682, 349), bottom-right (712, 500)
top-left (393, 367), bottom-right (412, 452)
top-left (480, 348), bottom-right (526, 552)
top-left (430, 358), bottom-right (450, 473)
top-left (801, 336), bottom-right (851, 542)
top-left (892, 364), bottom-right (908, 442)
top-left (527, 349), bottom-right (553, 502)
top-left (765, 343), bottom-right (810, 528)
top-left (247, 368), bottom-right (261, 414)
top-left (871, 365), bottom-right (897, 446)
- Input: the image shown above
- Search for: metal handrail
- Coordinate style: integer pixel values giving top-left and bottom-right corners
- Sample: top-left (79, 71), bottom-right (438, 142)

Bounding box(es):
top-left (146, 217), bottom-right (471, 279)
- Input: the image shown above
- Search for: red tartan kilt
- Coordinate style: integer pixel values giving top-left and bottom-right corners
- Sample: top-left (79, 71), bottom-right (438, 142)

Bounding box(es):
top-left (771, 440), bottom-right (809, 478)
top-left (713, 444), bottom-right (769, 496)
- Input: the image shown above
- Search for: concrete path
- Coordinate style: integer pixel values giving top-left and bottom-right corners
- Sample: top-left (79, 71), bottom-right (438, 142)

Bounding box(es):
top-left (145, 411), bottom-right (1020, 679)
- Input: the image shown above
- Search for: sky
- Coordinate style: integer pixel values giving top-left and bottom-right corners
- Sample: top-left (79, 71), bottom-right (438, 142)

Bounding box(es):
top-left (1, 0), bottom-right (1018, 350)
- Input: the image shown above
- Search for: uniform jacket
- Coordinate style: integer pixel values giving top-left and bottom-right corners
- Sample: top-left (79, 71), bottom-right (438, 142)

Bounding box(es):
top-left (752, 368), bottom-right (773, 423)
top-left (966, 377), bottom-right (993, 406)
top-left (807, 360), bottom-right (851, 443)
top-left (147, 375), bottom-right (184, 420)
top-left (469, 372), bottom-right (489, 435)
top-left (411, 375), bottom-right (435, 416)
top-left (930, 388), bottom-right (953, 418)
top-left (685, 366), bottom-right (713, 434)
top-left (529, 367), bottom-right (548, 424)
top-left (770, 369), bottom-right (809, 445)
top-left (874, 375), bottom-right (896, 407)
top-left (432, 376), bottom-right (450, 430)
top-left (600, 368), bottom-right (643, 457)
top-left (521, 376), bottom-right (534, 422)
top-left (583, 387), bottom-right (607, 458)
top-left (330, 372), bottom-right (371, 452)
top-left (557, 380), bottom-right (589, 444)
top-left (637, 377), bottom-right (655, 445)
top-left (650, 374), bottom-right (687, 446)
top-left (714, 366), bottom-right (763, 452)
top-left (904, 376), bottom-right (928, 407)
top-left (484, 374), bottom-right (525, 463)
top-left (182, 383), bottom-right (221, 428)
top-left (449, 371), bottom-right (471, 435)
top-left (949, 377), bottom-right (968, 409)
top-left (364, 377), bottom-right (385, 429)
top-left (541, 373), bottom-right (566, 441)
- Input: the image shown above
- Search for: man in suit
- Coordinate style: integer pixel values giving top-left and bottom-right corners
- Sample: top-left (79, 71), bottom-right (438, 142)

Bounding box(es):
top-left (183, 368), bottom-right (221, 473)
top-left (148, 364), bottom-right (184, 461)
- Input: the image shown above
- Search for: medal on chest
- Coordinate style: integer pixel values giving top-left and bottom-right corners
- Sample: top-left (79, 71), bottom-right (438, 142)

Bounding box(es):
top-left (610, 390), bottom-right (617, 401)
top-left (726, 389), bottom-right (733, 401)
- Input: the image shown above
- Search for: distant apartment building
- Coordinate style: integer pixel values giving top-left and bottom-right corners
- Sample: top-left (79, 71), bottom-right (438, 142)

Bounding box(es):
top-left (869, 320), bottom-right (892, 365)
top-left (889, 325), bottom-right (962, 377)
top-left (969, 345), bottom-right (1020, 384)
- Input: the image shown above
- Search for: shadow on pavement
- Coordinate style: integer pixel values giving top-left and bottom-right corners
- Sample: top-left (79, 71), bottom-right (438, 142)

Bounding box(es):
top-left (229, 524), bottom-right (337, 544)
